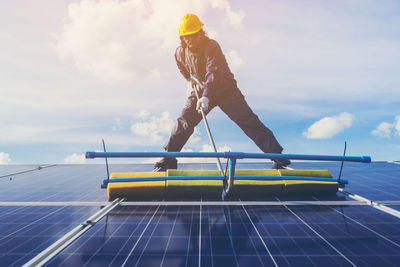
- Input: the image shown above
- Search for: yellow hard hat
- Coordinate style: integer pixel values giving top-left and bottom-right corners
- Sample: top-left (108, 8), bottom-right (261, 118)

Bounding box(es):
top-left (179, 14), bottom-right (203, 36)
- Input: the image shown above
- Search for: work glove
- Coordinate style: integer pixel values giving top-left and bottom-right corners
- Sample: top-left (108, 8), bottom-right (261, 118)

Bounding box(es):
top-left (196, 97), bottom-right (210, 113)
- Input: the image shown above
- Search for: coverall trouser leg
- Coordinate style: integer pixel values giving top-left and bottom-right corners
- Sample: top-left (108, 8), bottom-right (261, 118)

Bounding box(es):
top-left (164, 89), bottom-right (283, 154)
top-left (217, 89), bottom-right (283, 153)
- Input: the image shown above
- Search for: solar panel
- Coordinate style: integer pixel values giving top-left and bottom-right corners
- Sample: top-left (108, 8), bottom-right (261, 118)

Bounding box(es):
top-left (0, 162), bottom-right (399, 266)
top-left (45, 204), bottom-right (400, 266)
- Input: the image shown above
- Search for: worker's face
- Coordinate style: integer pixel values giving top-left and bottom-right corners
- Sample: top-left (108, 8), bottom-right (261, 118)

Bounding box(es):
top-left (182, 32), bottom-right (201, 50)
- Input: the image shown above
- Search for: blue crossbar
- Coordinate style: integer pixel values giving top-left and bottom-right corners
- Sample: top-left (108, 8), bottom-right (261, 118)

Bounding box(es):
top-left (86, 151), bottom-right (371, 163)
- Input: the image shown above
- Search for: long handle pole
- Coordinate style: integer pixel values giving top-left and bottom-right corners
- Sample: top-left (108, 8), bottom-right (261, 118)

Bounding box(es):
top-left (191, 76), bottom-right (224, 176)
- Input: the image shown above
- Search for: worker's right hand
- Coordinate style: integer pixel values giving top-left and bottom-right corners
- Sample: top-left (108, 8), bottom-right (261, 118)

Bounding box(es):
top-left (196, 97), bottom-right (210, 113)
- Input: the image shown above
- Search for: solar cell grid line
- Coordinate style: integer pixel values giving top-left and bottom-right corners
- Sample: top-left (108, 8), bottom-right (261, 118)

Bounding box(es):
top-left (133, 205), bottom-right (169, 267)
top-left (159, 205), bottom-right (181, 267)
top-left (107, 205), bottom-right (161, 266)
top-left (279, 203), bottom-right (357, 267)
top-left (121, 205), bottom-right (162, 267)
top-left (233, 204), bottom-right (274, 265)
top-left (222, 205), bottom-right (239, 266)
top-left (274, 206), bottom-right (311, 264)
top-left (205, 205), bottom-right (214, 267)
top-left (199, 202), bottom-right (202, 267)
top-left (265, 205), bottom-right (317, 264)
top-left (286, 204), bottom-right (400, 266)
top-left (185, 206), bottom-right (196, 267)
top-left (203, 205), bottom-right (240, 266)
top-left (348, 178), bottom-right (400, 201)
top-left (231, 204), bottom-right (266, 266)
top-left (0, 201), bottom-right (110, 206)
top-left (80, 205), bottom-right (141, 267)
top-left (5, 206), bottom-right (93, 261)
top-left (0, 166), bottom-right (98, 202)
top-left (247, 206), bottom-right (290, 265)
top-left (329, 206), bottom-right (400, 249)
top-left (339, 189), bottom-right (400, 219)
top-left (241, 205), bottom-right (279, 267)
top-left (0, 205), bottom-right (66, 243)
top-left (342, 163), bottom-right (400, 201)
top-left (202, 205), bottom-right (243, 266)
top-left (29, 168), bottom-right (104, 203)
top-left (0, 205), bottom-right (101, 267)
top-left (24, 199), bottom-right (122, 267)
top-left (0, 205), bottom-right (30, 224)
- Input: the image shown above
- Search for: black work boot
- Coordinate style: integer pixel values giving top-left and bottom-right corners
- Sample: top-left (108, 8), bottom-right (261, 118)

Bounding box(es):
top-left (272, 158), bottom-right (291, 169)
top-left (153, 157), bottom-right (178, 172)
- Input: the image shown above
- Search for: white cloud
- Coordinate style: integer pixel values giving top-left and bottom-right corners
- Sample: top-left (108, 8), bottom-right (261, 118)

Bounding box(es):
top-left (303, 112), bottom-right (354, 139)
top-left (52, 0), bottom-right (245, 82)
top-left (371, 122), bottom-right (393, 138)
top-left (141, 144), bottom-right (232, 164)
top-left (226, 50), bottom-right (244, 72)
top-left (371, 115), bottom-right (400, 138)
top-left (131, 111), bottom-right (174, 141)
top-left (175, 144), bottom-right (232, 163)
top-left (133, 110), bottom-right (151, 120)
top-left (187, 127), bottom-right (201, 145)
top-left (53, 0), bottom-right (135, 81)
top-left (395, 115), bottom-right (400, 135)
top-left (64, 153), bottom-right (86, 163)
top-left (210, 0), bottom-right (245, 30)
top-left (0, 152), bottom-right (11, 164)
top-left (200, 144), bottom-right (231, 153)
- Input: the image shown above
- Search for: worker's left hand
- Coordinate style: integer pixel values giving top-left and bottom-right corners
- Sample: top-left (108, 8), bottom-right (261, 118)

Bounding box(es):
top-left (196, 97), bottom-right (210, 113)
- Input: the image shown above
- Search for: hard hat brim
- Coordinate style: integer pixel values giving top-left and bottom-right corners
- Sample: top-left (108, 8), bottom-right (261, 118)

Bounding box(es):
top-left (179, 27), bottom-right (202, 36)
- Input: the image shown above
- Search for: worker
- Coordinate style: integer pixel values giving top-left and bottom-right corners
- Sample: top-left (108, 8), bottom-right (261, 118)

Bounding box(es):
top-left (154, 13), bottom-right (290, 171)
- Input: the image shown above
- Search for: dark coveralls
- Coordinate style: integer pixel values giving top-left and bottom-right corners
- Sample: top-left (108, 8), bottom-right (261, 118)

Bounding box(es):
top-left (164, 37), bottom-right (283, 154)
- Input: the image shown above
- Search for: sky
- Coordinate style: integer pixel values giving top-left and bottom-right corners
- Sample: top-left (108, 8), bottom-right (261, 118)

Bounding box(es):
top-left (0, 0), bottom-right (399, 164)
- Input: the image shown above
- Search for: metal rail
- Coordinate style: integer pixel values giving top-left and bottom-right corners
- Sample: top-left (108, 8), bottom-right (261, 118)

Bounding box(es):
top-left (22, 198), bottom-right (123, 267)
top-left (339, 188), bottom-right (400, 219)
top-left (86, 151), bottom-right (371, 163)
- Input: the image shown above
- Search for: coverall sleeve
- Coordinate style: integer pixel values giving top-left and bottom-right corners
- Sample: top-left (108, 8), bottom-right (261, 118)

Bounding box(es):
top-left (175, 47), bottom-right (191, 81)
top-left (202, 41), bottom-right (226, 98)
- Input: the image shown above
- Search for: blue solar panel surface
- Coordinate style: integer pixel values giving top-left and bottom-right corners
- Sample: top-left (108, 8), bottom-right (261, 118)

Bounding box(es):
top-left (0, 162), bottom-right (398, 266)
top-left (45, 204), bottom-right (400, 267)
top-left (0, 205), bottom-right (101, 266)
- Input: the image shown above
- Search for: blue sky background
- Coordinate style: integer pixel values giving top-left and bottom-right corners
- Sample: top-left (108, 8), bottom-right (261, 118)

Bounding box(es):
top-left (0, 0), bottom-right (399, 164)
